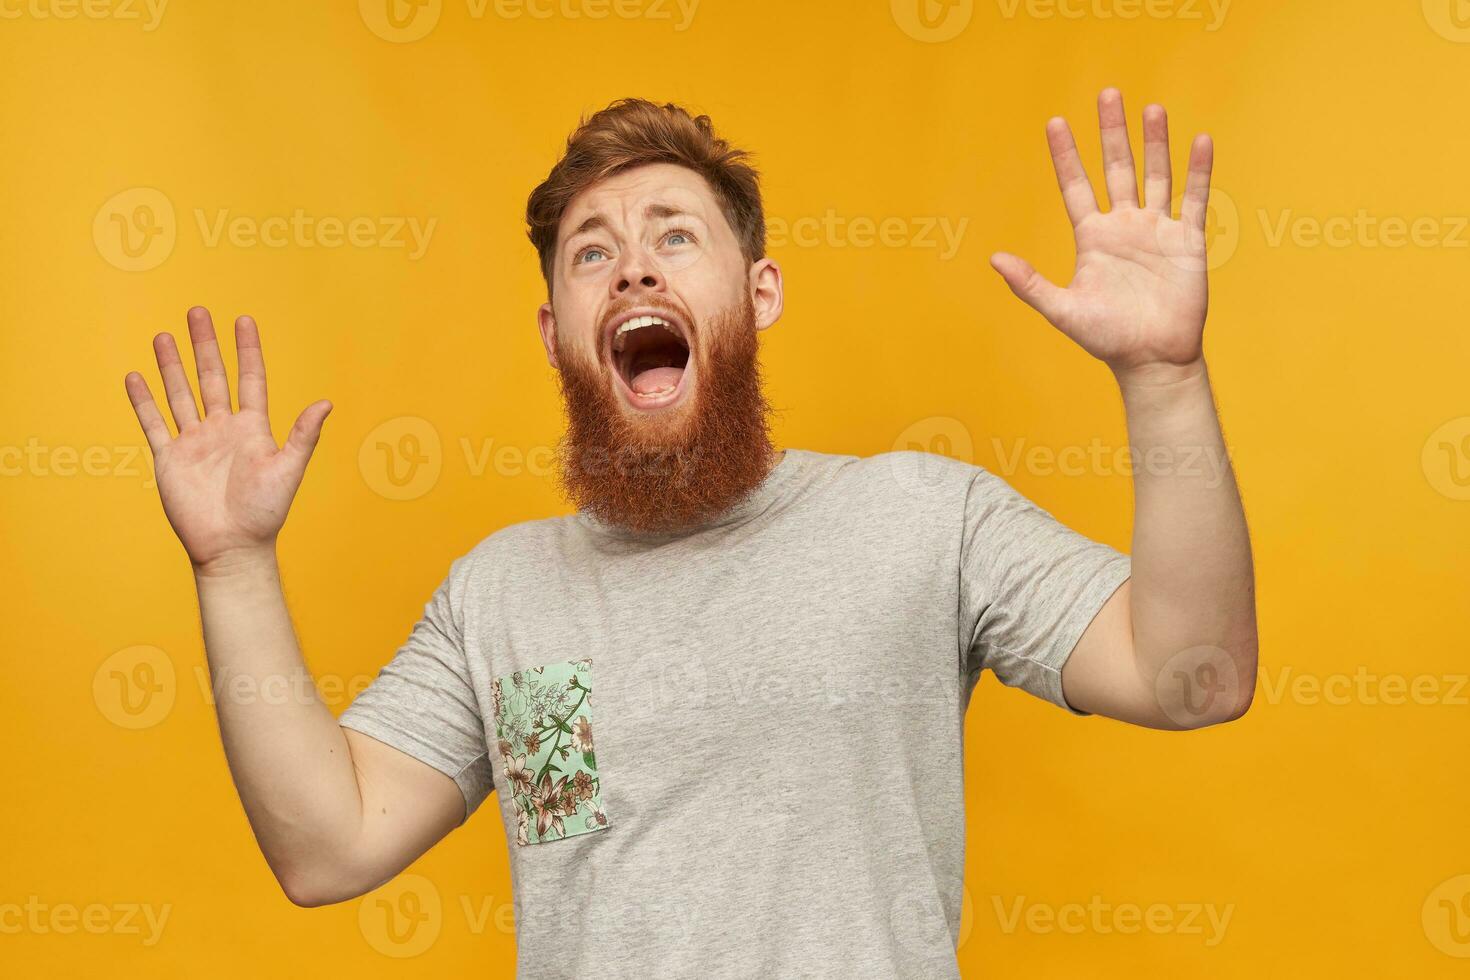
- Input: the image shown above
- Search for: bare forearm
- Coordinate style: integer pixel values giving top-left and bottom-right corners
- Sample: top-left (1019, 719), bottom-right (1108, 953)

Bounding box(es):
top-left (1116, 359), bottom-right (1258, 716)
top-left (192, 550), bottom-right (366, 898)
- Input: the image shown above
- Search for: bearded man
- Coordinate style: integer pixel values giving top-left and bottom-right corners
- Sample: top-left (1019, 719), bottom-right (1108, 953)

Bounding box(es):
top-left (124, 91), bottom-right (1257, 979)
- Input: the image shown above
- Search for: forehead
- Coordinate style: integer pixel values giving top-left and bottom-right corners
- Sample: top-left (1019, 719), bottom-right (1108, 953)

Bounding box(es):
top-left (558, 162), bottom-right (726, 238)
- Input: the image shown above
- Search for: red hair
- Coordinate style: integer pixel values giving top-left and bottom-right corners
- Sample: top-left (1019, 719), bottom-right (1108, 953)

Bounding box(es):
top-left (526, 99), bottom-right (766, 294)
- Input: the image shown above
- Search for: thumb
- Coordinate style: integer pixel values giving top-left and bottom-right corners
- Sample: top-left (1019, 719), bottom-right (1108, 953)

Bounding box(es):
top-left (281, 399), bottom-right (332, 471)
top-left (989, 252), bottom-right (1068, 324)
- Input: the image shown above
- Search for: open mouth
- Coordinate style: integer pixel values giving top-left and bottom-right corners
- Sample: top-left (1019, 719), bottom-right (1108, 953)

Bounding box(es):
top-left (607, 312), bottom-right (692, 409)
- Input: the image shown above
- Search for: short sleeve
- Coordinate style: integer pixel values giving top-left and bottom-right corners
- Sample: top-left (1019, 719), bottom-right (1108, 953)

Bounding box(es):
top-left (960, 467), bottom-right (1132, 715)
top-left (338, 556), bottom-right (494, 825)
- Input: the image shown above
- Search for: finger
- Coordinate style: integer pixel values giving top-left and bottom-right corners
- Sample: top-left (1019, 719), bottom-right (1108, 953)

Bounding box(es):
top-left (124, 371), bottom-right (172, 457)
top-left (990, 252), bottom-right (1068, 324)
top-left (1097, 87), bottom-right (1139, 209)
top-left (152, 331), bottom-right (201, 431)
top-left (1142, 104), bottom-right (1172, 212)
top-left (1045, 117), bottom-right (1099, 227)
top-left (1180, 134), bottom-right (1215, 230)
top-left (235, 315), bottom-right (269, 416)
top-left (187, 306), bottom-right (233, 416)
top-left (280, 399), bottom-right (333, 475)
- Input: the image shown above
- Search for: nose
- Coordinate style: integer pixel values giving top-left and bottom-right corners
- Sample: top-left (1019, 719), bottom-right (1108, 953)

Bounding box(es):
top-left (610, 244), bottom-right (664, 298)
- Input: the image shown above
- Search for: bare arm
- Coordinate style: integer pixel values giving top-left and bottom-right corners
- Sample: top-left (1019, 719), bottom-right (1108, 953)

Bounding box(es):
top-left (193, 553), bottom-right (466, 905)
top-left (1061, 363), bottom-right (1256, 729)
top-left (125, 307), bottom-right (466, 906)
top-left (991, 89), bottom-right (1258, 729)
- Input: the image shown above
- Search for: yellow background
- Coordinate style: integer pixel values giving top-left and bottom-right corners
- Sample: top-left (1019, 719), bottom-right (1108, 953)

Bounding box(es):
top-left (3, 0), bottom-right (1468, 975)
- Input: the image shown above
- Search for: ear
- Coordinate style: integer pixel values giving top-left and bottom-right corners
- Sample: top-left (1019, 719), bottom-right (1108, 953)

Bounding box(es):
top-left (748, 257), bottom-right (784, 331)
top-left (537, 301), bottom-right (559, 370)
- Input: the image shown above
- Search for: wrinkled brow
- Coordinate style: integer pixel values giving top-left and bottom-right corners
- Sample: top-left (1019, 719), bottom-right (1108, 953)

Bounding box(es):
top-left (565, 203), bottom-right (701, 244)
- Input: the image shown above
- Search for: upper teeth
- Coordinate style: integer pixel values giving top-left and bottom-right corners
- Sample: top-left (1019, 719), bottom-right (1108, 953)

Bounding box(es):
top-left (612, 315), bottom-right (675, 353)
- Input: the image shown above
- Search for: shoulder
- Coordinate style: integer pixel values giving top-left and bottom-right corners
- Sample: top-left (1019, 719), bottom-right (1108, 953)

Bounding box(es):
top-left (829, 447), bottom-right (989, 499)
top-left (783, 447), bottom-right (998, 526)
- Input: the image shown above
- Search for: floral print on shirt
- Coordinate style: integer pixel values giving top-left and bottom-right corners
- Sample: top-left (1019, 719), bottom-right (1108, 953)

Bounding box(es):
top-left (492, 657), bottom-right (610, 844)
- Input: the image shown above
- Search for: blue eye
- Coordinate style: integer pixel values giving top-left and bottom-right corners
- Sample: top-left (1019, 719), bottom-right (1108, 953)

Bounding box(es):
top-left (576, 247), bottom-right (608, 264)
top-left (664, 230), bottom-right (693, 247)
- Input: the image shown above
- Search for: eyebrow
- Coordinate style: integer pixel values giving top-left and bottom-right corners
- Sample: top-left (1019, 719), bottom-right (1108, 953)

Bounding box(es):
top-left (565, 204), bottom-right (699, 245)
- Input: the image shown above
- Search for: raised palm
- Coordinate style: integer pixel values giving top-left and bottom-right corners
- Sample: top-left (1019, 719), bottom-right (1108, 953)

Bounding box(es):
top-left (124, 307), bottom-right (332, 571)
top-left (991, 89), bottom-right (1215, 377)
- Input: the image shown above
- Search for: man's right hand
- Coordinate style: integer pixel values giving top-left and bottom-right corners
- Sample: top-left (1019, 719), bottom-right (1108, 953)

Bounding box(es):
top-left (124, 306), bottom-right (332, 573)
top-left (122, 306), bottom-right (467, 908)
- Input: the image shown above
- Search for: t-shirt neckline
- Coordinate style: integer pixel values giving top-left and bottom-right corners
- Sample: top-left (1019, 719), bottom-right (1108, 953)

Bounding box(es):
top-left (573, 447), bottom-right (802, 542)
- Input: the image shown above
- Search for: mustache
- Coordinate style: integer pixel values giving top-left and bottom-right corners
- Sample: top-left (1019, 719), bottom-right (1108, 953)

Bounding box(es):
top-left (552, 292), bottom-right (774, 534)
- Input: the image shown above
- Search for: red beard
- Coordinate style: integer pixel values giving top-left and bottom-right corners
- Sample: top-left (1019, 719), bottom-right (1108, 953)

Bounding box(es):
top-left (552, 292), bottom-right (776, 534)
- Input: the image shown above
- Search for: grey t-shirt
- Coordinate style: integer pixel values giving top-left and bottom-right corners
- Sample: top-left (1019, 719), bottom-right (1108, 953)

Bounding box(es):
top-left (338, 447), bottom-right (1131, 979)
